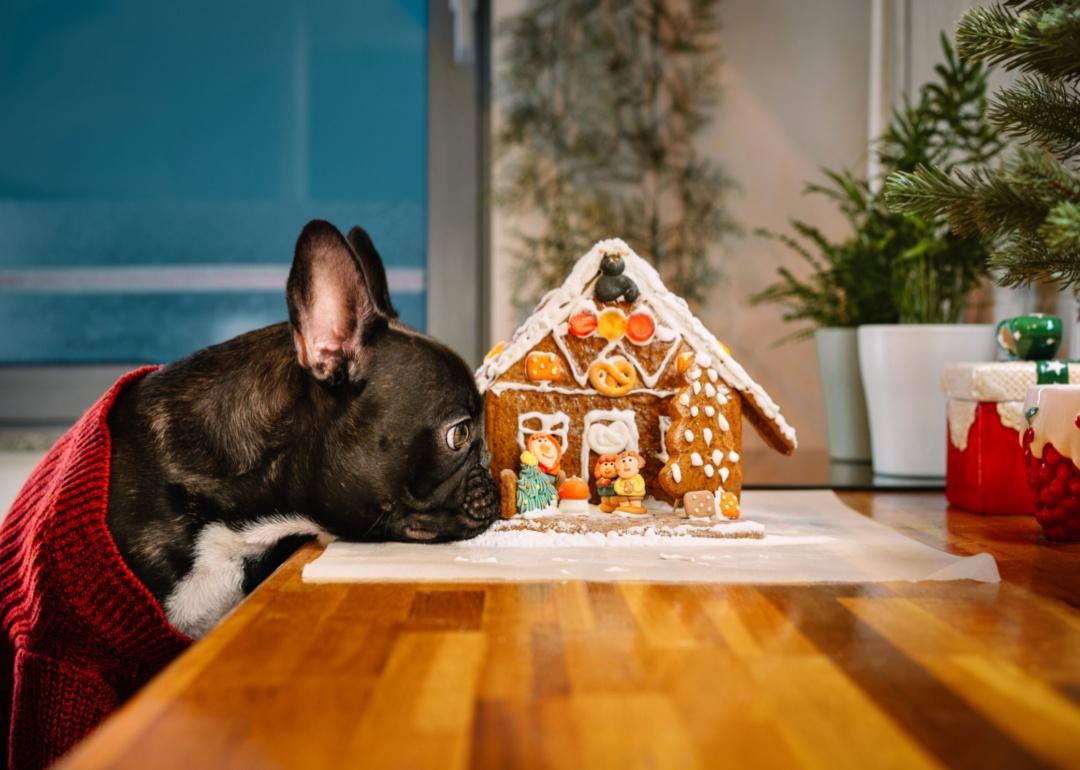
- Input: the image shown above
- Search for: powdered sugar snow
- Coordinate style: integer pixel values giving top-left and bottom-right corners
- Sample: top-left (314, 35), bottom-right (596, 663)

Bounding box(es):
top-left (303, 491), bottom-right (1000, 585)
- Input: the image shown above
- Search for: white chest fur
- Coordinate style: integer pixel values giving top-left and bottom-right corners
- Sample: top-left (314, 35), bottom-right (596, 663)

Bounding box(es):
top-left (164, 515), bottom-right (326, 638)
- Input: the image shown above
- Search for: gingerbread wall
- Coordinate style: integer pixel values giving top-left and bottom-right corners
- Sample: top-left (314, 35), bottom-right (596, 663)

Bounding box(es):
top-left (483, 333), bottom-right (745, 504)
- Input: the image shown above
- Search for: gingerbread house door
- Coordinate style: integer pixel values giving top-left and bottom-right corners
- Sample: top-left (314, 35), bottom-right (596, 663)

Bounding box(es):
top-left (580, 409), bottom-right (640, 480)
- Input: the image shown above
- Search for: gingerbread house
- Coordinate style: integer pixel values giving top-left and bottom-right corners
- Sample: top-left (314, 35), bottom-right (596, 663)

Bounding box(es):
top-left (476, 238), bottom-right (796, 508)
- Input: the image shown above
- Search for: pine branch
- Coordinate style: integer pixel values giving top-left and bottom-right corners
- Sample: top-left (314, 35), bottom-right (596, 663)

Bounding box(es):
top-left (1041, 200), bottom-right (1080, 251)
top-left (989, 74), bottom-right (1080, 159)
top-left (884, 146), bottom-right (1080, 239)
top-left (957, 3), bottom-right (1080, 82)
top-left (991, 231), bottom-right (1080, 286)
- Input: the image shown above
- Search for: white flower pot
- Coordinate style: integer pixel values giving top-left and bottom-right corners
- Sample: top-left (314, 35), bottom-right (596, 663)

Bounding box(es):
top-left (858, 324), bottom-right (996, 478)
top-left (815, 328), bottom-right (871, 462)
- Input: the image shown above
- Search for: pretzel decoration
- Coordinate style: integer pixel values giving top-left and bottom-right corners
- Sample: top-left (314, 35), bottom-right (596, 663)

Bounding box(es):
top-left (588, 356), bottom-right (637, 396)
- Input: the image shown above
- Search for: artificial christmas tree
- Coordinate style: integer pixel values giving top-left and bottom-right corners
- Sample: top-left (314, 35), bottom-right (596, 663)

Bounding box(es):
top-left (884, 1), bottom-right (1080, 290)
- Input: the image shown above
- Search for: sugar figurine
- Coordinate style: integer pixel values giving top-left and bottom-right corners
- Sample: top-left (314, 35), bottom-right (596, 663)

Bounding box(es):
top-left (594, 454), bottom-right (619, 511)
top-left (515, 451), bottom-right (559, 514)
top-left (608, 451), bottom-right (647, 515)
top-left (500, 431), bottom-right (565, 517)
top-left (558, 476), bottom-right (590, 514)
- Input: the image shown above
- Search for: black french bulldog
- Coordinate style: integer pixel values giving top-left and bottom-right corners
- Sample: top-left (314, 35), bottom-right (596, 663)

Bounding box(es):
top-left (104, 220), bottom-right (500, 637)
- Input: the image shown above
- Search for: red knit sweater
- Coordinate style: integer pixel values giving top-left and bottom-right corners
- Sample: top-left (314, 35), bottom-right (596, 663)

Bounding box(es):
top-left (0, 367), bottom-right (191, 770)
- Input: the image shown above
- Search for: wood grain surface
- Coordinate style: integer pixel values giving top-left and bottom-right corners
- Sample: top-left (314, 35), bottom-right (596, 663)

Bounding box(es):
top-left (56, 492), bottom-right (1080, 770)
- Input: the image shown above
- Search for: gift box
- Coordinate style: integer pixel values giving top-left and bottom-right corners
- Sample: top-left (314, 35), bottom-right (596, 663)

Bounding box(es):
top-left (942, 360), bottom-right (1078, 515)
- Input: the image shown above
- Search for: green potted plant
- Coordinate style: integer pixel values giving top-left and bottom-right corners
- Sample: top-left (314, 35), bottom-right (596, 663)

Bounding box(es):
top-left (751, 171), bottom-right (895, 462)
top-left (755, 35), bottom-right (1005, 476)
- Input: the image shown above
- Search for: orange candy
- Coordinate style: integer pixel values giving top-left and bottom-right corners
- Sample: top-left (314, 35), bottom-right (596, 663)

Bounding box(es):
top-left (676, 351), bottom-right (695, 373)
top-left (559, 476), bottom-right (590, 500)
top-left (718, 491), bottom-right (740, 520)
top-left (596, 308), bottom-right (627, 341)
top-left (568, 310), bottom-right (598, 337)
top-left (526, 351), bottom-right (562, 382)
top-left (625, 311), bottom-right (656, 344)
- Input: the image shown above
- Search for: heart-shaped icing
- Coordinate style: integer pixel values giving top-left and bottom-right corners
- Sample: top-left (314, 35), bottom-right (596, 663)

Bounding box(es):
top-left (587, 420), bottom-right (632, 455)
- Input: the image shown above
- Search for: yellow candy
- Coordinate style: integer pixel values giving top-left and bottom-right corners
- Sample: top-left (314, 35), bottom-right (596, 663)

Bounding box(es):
top-left (597, 308), bottom-right (627, 341)
top-left (485, 341), bottom-right (506, 361)
top-left (718, 340), bottom-right (731, 356)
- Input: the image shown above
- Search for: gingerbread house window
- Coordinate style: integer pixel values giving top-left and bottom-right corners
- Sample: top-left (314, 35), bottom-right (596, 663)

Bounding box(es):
top-left (516, 411), bottom-right (570, 454)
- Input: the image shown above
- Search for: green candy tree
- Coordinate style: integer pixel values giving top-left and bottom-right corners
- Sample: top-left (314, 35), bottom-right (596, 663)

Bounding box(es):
top-left (515, 455), bottom-right (559, 513)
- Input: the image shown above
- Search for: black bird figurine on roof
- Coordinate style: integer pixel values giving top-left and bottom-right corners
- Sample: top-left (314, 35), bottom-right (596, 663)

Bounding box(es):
top-left (594, 252), bottom-right (640, 303)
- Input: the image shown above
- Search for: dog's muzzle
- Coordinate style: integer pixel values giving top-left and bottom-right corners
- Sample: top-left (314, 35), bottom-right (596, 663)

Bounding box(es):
top-left (461, 464), bottom-right (500, 527)
top-left (392, 463), bottom-right (500, 542)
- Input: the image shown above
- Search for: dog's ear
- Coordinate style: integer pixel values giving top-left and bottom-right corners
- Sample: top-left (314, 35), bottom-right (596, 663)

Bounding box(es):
top-left (287, 220), bottom-right (384, 383)
top-left (346, 226), bottom-right (398, 319)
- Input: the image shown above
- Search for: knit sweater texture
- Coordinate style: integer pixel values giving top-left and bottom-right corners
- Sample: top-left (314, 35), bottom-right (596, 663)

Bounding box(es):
top-left (0, 367), bottom-right (191, 770)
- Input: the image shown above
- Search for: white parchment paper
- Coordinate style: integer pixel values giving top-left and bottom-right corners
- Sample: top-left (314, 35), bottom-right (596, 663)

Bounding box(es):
top-left (302, 491), bottom-right (1000, 584)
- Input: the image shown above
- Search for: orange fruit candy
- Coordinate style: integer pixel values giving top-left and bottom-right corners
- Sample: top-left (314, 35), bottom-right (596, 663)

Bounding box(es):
top-left (718, 492), bottom-right (740, 520)
top-left (559, 476), bottom-right (590, 500)
top-left (625, 311), bottom-right (656, 344)
top-left (525, 351), bottom-right (562, 382)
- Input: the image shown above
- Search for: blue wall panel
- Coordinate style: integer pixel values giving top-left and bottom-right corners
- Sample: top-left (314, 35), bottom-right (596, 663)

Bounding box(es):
top-left (0, 0), bottom-right (427, 363)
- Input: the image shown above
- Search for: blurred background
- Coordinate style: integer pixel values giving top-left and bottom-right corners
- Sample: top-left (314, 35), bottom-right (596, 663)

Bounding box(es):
top-left (0, 0), bottom-right (1075, 491)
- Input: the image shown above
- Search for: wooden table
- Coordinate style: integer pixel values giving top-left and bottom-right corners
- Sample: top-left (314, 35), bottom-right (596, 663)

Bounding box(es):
top-left (58, 492), bottom-right (1080, 770)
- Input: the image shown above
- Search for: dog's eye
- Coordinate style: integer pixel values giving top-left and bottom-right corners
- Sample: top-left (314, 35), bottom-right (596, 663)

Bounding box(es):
top-left (445, 419), bottom-right (472, 451)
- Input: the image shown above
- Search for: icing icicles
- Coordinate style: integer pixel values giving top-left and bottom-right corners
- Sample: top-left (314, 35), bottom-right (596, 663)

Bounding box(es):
top-left (474, 237), bottom-right (796, 449)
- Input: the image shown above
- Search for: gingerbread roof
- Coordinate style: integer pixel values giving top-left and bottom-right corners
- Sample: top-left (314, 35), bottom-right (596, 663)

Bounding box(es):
top-left (477, 238), bottom-right (797, 453)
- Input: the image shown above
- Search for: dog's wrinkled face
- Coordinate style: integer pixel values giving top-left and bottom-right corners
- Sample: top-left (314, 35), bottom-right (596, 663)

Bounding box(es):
top-left (286, 220), bottom-right (499, 542)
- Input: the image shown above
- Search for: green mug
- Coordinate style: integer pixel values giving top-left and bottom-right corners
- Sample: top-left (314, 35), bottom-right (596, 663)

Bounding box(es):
top-left (996, 313), bottom-right (1062, 361)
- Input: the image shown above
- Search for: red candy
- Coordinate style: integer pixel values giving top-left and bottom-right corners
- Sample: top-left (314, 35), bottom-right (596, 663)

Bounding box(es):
top-left (1023, 429), bottom-right (1080, 542)
top-left (625, 311), bottom-right (656, 344)
top-left (568, 310), bottom-right (597, 337)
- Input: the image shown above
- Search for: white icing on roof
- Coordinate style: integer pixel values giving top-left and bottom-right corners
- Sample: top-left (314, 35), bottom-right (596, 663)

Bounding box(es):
top-left (474, 237), bottom-right (796, 448)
